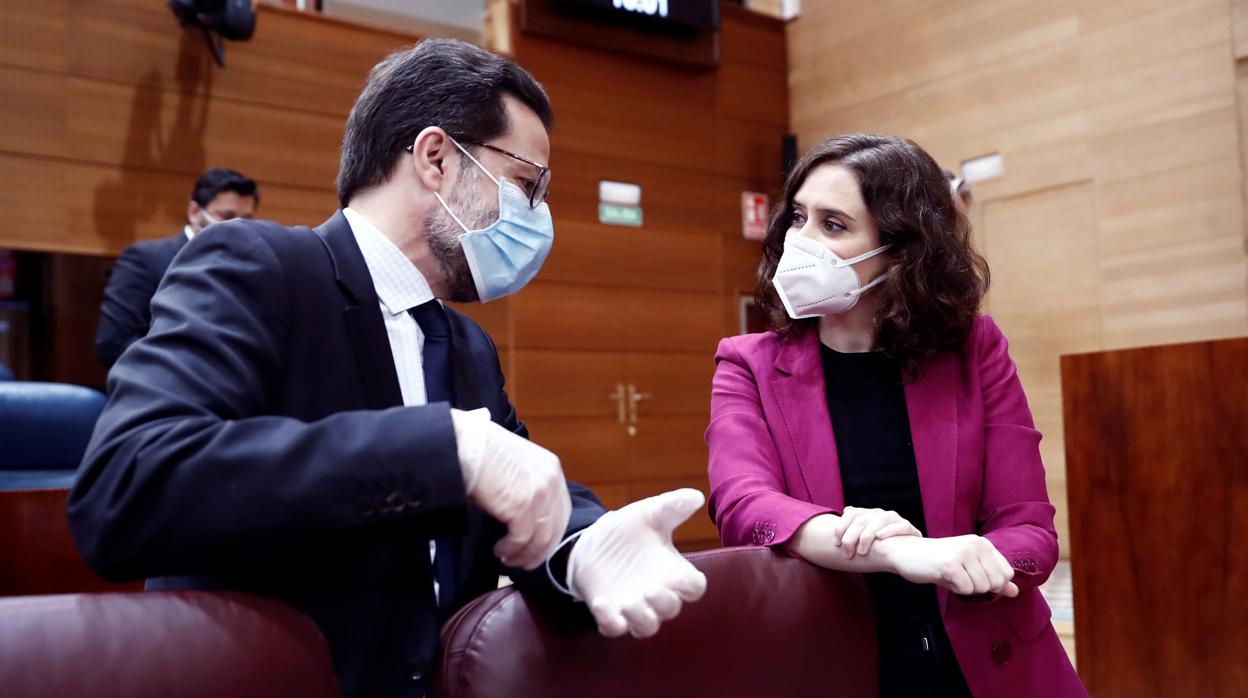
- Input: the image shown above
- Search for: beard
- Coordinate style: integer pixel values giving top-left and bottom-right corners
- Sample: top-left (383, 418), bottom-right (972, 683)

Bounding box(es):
top-left (425, 165), bottom-right (499, 303)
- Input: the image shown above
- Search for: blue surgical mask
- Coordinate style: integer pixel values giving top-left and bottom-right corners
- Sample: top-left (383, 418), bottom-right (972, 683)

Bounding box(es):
top-left (434, 139), bottom-right (554, 302)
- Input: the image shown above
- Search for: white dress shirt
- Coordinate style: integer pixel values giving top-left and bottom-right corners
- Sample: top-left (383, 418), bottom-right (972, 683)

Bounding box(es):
top-left (342, 206), bottom-right (443, 597)
top-left (343, 208), bottom-right (569, 597)
top-left (342, 207), bottom-right (436, 407)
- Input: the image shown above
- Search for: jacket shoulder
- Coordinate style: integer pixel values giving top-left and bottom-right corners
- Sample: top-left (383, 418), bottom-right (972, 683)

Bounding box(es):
top-left (123, 235), bottom-right (180, 260)
top-left (188, 219), bottom-right (328, 266)
top-left (716, 331), bottom-right (784, 365)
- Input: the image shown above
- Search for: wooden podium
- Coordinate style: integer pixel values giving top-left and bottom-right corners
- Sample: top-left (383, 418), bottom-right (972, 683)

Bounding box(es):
top-left (1061, 337), bottom-right (1247, 697)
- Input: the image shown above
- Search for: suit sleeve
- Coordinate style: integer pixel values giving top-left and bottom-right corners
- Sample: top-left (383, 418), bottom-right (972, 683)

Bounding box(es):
top-left (95, 245), bottom-right (158, 367)
top-left (706, 337), bottom-right (833, 549)
top-left (472, 328), bottom-right (605, 624)
top-left (975, 316), bottom-right (1060, 591)
top-left (68, 228), bottom-right (468, 582)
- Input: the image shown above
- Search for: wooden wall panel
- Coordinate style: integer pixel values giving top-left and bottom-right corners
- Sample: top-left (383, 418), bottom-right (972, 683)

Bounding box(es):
top-left (68, 0), bottom-right (407, 117)
top-left (540, 222), bottom-right (722, 293)
top-left (1062, 338), bottom-right (1248, 697)
top-left (505, 3), bottom-right (784, 549)
top-left (789, 0), bottom-right (1248, 562)
top-left (0, 153), bottom-right (335, 254)
top-left (0, 0), bottom-right (416, 256)
top-left (0, 0), bottom-right (68, 72)
top-left (512, 351), bottom-right (711, 418)
top-left (511, 283), bottom-right (726, 353)
top-left (0, 65), bottom-right (70, 161)
top-left (550, 148), bottom-right (744, 235)
top-left (67, 76), bottom-right (343, 189)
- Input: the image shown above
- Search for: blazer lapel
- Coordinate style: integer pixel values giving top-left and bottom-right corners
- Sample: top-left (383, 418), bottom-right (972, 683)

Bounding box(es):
top-left (445, 312), bottom-right (485, 412)
top-left (315, 210), bottom-right (404, 410)
top-left (904, 353), bottom-right (960, 544)
top-left (770, 327), bottom-right (845, 510)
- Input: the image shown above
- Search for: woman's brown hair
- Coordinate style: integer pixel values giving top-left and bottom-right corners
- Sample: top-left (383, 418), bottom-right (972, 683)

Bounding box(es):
top-left (756, 133), bottom-right (990, 380)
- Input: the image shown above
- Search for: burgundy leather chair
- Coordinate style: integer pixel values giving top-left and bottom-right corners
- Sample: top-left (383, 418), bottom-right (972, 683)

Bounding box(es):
top-left (437, 546), bottom-right (879, 698)
top-left (0, 591), bottom-right (340, 698)
top-left (0, 488), bottom-right (140, 596)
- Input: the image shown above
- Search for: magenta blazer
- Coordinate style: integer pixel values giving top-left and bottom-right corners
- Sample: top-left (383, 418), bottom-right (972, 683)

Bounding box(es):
top-left (706, 316), bottom-right (1086, 698)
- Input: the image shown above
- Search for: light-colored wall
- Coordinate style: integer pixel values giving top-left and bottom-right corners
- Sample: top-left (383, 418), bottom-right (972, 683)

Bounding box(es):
top-left (788, 0), bottom-right (1248, 556)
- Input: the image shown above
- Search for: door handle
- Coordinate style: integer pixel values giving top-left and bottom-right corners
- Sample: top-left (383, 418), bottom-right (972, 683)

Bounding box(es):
top-left (607, 383), bottom-right (627, 426)
top-left (626, 383), bottom-right (651, 437)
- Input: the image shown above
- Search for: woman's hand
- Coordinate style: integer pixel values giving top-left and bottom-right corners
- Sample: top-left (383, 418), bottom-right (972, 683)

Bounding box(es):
top-left (880, 535), bottom-right (1019, 597)
top-left (831, 506), bottom-right (922, 559)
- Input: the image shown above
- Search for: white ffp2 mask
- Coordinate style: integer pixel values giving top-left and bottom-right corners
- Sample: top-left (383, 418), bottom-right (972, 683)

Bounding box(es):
top-left (771, 235), bottom-right (891, 319)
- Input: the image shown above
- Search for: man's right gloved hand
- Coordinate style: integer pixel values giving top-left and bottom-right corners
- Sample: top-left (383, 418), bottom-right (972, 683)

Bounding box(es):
top-left (451, 407), bottom-right (571, 570)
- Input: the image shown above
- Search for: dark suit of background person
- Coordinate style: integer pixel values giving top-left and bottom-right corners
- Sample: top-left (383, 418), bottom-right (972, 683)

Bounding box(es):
top-left (69, 211), bottom-right (605, 697)
top-left (94, 167), bottom-right (259, 367)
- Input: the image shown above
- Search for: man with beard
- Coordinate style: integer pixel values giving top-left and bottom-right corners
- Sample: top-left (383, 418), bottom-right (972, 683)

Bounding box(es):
top-left (68, 39), bottom-right (708, 698)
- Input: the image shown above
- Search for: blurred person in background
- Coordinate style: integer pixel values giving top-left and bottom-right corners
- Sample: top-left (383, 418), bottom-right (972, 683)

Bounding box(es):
top-left (95, 167), bottom-right (259, 367)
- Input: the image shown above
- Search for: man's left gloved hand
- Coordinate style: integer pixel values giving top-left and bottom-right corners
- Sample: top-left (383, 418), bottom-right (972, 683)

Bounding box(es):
top-left (565, 488), bottom-right (709, 638)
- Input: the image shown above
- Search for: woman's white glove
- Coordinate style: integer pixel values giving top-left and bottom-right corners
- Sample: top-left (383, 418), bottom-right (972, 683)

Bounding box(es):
top-left (566, 488), bottom-right (709, 639)
top-left (451, 408), bottom-right (571, 571)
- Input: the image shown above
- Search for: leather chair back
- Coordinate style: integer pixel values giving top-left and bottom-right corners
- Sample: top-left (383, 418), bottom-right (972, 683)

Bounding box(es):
top-left (0, 381), bottom-right (106, 489)
top-left (0, 591), bottom-right (340, 698)
top-left (437, 546), bottom-right (879, 698)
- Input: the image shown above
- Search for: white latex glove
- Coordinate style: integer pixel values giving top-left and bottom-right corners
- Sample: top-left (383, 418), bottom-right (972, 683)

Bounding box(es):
top-left (566, 488), bottom-right (709, 639)
top-left (451, 407), bottom-right (571, 570)
top-left (882, 534), bottom-right (1019, 598)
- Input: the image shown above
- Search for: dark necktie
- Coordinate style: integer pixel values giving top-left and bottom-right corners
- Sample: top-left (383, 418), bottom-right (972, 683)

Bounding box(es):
top-left (409, 300), bottom-right (457, 614)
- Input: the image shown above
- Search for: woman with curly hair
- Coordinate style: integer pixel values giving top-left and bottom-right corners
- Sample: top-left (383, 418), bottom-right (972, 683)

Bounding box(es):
top-left (706, 134), bottom-right (1085, 697)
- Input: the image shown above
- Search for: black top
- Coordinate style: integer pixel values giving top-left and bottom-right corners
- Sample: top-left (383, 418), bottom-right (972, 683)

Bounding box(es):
top-left (820, 344), bottom-right (971, 696)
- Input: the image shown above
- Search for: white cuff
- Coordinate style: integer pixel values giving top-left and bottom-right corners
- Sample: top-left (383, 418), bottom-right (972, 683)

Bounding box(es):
top-left (544, 529), bottom-right (587, 600)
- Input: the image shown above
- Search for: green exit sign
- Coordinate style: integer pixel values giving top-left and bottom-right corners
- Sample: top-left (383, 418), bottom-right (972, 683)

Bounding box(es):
top-left (599, 203), bottom-right (643, 227)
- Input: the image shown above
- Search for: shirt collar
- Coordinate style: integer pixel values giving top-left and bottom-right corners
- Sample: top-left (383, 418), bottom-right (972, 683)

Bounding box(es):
top-left (184, 225), bottom-right (195, 241)
top-left (342, 207), bottom-right (435, 316)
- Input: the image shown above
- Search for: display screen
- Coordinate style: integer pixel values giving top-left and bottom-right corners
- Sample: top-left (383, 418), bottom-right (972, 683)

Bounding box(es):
top-left (554, 0), bottom-right (718, 30)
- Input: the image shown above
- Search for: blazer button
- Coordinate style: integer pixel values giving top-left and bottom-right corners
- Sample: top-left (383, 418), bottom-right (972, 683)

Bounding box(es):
top-left (991, 639), bottom-right (1013, 665)
top-left (406, 489), bottom-right (425, 509)
top-left (406, 656), bottom-right (425, 682)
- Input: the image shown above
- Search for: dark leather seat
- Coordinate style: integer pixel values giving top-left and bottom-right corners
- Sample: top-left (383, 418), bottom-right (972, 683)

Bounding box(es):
top-left (0, 591), bottom-right (340, 698)
top-left (437, 546), bottom-right (879, 698)
top-left (0, 381), bottom-right (106, 490)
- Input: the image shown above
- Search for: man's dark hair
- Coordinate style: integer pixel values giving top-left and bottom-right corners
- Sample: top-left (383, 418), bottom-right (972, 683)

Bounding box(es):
top-left (190, 167), bottom-right (260, 206)
top-left (336, 38), bottom-right (554, 206)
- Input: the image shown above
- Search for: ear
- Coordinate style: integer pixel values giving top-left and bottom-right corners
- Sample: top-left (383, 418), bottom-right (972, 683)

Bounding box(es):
top-left (186, 200), bottom-right (201, 226)
top-left (409, 126), bottom-right (458, 194)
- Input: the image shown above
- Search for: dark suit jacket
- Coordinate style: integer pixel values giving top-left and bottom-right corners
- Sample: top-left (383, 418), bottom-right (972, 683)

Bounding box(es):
top-left (95, 231), bottom-right (189, 367)
top-left (68, 211), bottom-right (606, 698)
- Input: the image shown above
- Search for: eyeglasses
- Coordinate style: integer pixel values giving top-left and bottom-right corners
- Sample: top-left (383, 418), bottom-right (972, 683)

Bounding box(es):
top-left (405, 140), bottom-right (552, 209)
